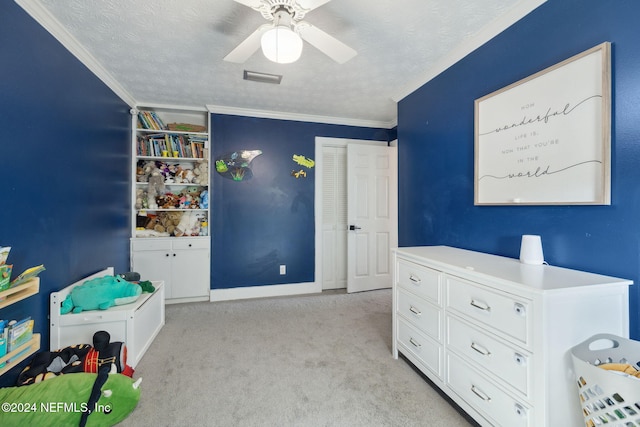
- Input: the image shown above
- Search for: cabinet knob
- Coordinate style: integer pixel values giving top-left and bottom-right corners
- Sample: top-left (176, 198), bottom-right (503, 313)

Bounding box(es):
top-left (173, 253), bottom-right (176, 257)
top-left (514, 403), bottom-right (528, 417)
top-left (514, 353), bottom-right (527, 366)
top-left (188, 243), bottom-right (192, 247)
top-left (165, 254), bottom-right (170, 257)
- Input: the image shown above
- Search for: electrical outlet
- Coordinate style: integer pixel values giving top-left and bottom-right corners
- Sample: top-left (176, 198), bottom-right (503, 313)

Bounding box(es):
top-left (279, 264), bottom-right (286, 275)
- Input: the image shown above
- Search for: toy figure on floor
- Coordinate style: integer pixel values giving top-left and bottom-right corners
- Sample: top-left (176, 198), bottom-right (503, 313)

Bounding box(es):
top-left (17, 331), bottom-right (133, 386)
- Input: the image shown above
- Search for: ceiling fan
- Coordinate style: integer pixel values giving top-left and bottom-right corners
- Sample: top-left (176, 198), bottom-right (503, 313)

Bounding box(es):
top-left (224, 0), bottom-right (357, 64)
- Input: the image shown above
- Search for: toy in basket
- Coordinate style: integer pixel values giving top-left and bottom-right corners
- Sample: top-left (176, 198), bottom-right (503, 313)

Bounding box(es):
top-left (571, 334), bottom-right (640, 427)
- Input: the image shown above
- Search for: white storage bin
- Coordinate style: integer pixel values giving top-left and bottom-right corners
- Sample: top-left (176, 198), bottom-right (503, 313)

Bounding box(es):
top-left (571, 334), bottom-right (640, 427)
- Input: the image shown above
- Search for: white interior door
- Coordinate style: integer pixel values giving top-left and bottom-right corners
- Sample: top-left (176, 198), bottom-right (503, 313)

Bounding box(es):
top-left (347, 143), bottom-right (398, 293)
top-left (320, 145), bottom-right (348, 290)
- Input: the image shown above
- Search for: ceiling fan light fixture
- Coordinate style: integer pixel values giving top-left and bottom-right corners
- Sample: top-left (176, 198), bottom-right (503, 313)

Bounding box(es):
top-left (261, 25), bottom-right (303, 64)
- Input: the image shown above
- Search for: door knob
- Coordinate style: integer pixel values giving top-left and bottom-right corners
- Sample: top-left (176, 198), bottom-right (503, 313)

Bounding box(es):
top-left (349, 225), bottom-right (362, 231)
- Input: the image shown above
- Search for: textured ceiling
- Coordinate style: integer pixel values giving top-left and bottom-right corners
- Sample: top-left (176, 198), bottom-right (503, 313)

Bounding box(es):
top-left (20, 0), bottom-right (544, 127)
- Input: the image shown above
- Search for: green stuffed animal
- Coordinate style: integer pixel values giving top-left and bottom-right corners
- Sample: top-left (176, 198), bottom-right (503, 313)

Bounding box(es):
top-left (60, 276), bottom-right (142, 314)
top-left (0, 364), bottom-right (141, 427)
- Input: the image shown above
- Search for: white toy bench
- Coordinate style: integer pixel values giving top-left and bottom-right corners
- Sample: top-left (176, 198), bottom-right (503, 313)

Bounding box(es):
top-left (49, 267), bottom-right (165, 368)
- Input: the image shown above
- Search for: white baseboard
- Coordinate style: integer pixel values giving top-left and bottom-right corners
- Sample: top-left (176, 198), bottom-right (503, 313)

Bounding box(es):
top-left (210, 282), bottom-right (321, 302)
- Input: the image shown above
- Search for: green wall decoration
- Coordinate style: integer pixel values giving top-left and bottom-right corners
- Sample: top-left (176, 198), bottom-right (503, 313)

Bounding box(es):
top-left (215, 150), bottom-right (263, 181)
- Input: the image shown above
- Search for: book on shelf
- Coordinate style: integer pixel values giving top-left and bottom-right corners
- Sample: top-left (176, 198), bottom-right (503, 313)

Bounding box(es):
top-left (137, 111), bottom-right (166, 130)
top-left (0, 319), bottom-right (7, 368)
top-left (0, 264), bottom-right (12, 292)
top-left (137, 134), bottom-right (207, 159)
top-left (6, 316), bottom-right (34, 353)
top-left (6, 316), bottom-right (34, 358)
top-left (10, 264), bottom-right (45, 287)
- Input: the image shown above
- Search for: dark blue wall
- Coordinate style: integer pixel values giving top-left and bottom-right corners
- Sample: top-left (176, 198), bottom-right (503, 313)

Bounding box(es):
top-left (398, 0), bottom-right (640, 338)
top-left (0, 2), bottom-right (131, 385)
top-left (211, 114), bottom-right (390, 288)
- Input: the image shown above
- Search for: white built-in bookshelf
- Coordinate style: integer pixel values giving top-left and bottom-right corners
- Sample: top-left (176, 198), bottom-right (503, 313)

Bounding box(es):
top-left (130, 106), bottom-right (211, 303)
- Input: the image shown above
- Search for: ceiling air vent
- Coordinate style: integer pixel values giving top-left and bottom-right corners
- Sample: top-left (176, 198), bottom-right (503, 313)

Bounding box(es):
top-left (243, 70), bottom-right (282, 84)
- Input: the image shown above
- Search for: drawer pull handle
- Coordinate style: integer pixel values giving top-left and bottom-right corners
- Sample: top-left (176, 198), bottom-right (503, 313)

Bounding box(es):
top-left (409, 306), bottom-right (422, 316)
top-left (470, 299), bottom-right (491, 312)
top-left (471, 342), bottom-right (491, 356)
top-left (409, 337), bottom-right (422, 348)
top-left (471, 385), bottom-right (491, 402)
top-left (409, 274), bottom-right (421, 284)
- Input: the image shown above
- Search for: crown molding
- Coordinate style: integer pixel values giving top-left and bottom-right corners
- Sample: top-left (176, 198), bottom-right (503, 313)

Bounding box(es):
top-left (206, 104), bottom-right (396, 129)
top-left (16, 0), bottom-right (397, 129)
top-left (16, 0), bottom-right (137, 107)
top-left (134, 102), bottom-right (209, 112)
top-left (392, 0), bottom-right (547, 102)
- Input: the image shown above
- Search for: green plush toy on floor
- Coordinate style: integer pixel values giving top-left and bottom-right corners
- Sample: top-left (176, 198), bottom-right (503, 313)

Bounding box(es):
top-left (0, 364), bottom-right (141, 426)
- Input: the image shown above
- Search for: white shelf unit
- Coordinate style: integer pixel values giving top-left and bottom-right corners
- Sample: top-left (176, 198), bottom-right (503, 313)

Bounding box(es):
top-left (130, 106), bottom-right (211, 303)
top-left (392, 246), bottom-right (632, 427)
top-left (0, 278), bottom-right (41, 376)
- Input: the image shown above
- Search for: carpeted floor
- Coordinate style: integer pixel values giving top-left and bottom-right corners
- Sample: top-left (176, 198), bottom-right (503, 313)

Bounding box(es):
top-left (121, 289), bottom-right (475, 426)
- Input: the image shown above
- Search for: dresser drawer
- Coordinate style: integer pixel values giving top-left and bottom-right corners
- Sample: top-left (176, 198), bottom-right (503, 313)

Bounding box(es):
top-left (397, 259), bottom-right (441, 304)
top-left (447, 352), bottom-right (531, 427)
top-left (172, 238), bottom-right (210, 250)
top-left (446, 315), bottom-right (531, 397)
top-left (397, 318), bottom-right (442, 378)
top-left (397, 288), bottom-right (441, 341)
top-left (132, 238), bottom-right (172, 251)
top-left (446, 276), bottom-right (530, 347)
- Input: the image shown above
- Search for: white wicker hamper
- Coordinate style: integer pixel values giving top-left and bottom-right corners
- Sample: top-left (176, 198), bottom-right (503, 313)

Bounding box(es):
top-left (571, 334), bottom-right (640, 427)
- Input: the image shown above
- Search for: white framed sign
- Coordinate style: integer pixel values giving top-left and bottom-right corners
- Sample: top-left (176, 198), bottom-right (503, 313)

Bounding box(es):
top-left (474, 42), bottom-right (611, 205)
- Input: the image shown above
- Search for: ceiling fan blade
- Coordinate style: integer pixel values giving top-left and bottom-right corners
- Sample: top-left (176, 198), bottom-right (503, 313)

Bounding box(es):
top-left (297, 23), bottom-right (356, 64)
top-left (297, 0), bottom-right (332, 12)
top-left (224, 24), bottom-right (271, 63)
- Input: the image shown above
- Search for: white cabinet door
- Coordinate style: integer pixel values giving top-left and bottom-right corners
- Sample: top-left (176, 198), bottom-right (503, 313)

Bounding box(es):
top-left (171, 247), bottom-right (209, 299)
top-left (132, 248), bottom-right (173, 299)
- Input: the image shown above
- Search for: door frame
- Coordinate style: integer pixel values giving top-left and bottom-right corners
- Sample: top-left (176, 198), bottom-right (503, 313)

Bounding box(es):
top-left (314, 137), bottom-right (391, 292)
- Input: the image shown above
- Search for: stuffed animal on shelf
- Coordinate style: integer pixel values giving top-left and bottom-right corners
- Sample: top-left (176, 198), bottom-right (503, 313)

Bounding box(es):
top-left (135, 188), bottom-right (146, 210)
top-left (135, 164), bottom-right (146, 183)
top-left (182, 168), bottom-right (196, 183)
top-left (193, 161), bottom-right (208, 185)
top-left (200, 190), bottom-right (209, 209)
top-left (174, 211), bottom-right (200, 236)
top-left (156, 211), bottom-right (182, 236)
top-left (60, 276), bottom-right (142, 314)
top-left (136, 160), bottom-right (156, 183)
top-left (146, 167), bottom-right (165, 210)
top-left (157, 192), bottom-right (179, 209)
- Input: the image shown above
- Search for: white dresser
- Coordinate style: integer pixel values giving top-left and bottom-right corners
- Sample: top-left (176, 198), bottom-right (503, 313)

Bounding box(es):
top-left (392, 246), bottom-right (632, 427)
